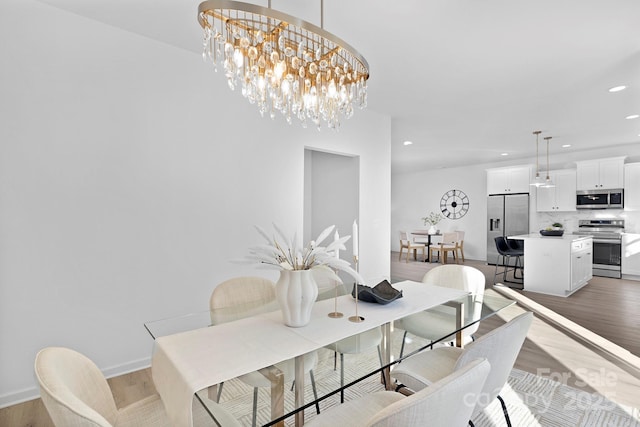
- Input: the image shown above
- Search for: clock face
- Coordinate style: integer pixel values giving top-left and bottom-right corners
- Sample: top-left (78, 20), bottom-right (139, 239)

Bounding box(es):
top-left (440, 189), bottom-right (470, 219)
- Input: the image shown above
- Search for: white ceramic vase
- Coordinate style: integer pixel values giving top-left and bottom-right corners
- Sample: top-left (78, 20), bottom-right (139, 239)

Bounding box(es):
top-left (428, 225), bottom-right (437, 234)
top-left (275, 269), bottom-right (318, 327)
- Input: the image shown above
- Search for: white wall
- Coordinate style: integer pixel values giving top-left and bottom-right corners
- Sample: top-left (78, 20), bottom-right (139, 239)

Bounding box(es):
top-left (391, 164), bottom-right (489, 260)
top-left (0, 1), bottom-right (391, 405)
top-left (304, 150), bottom-right (360, 284)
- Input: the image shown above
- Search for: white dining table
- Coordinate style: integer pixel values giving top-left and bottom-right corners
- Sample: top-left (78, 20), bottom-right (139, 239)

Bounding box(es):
top-left (151, 280), bottom-right (468, 427)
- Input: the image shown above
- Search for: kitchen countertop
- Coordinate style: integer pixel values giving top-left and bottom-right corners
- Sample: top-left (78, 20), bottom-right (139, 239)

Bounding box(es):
top-left (509, 233), bottom-right (592, 241)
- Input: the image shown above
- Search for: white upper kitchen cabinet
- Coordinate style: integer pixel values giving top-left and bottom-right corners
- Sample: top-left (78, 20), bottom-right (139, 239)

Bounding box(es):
top-left (575, 157), bottom-right (625, 190)
top-left (486, 165), bottom-right (531, 195)
top-left (624, 163), bottom-right (640, 210)
top-left (536, 169), bottom-right (576, 212)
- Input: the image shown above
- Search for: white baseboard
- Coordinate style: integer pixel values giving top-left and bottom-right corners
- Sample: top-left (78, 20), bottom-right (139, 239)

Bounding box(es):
top-left (102, 356), bottom-right (151, 379)
top-left (0, 356), bottom-right (152, 409)
top-left (0, 387), bottom-right (40, 409)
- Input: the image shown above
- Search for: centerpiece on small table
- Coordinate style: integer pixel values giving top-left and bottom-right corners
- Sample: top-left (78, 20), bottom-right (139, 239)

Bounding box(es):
top-left (421, 211), bottom-right (443, 235)
top-left (245, 224), bottom-right (363, 327)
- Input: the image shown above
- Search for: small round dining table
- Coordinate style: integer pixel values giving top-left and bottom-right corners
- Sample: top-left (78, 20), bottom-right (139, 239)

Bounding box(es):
top-left (410, 230), bottom-right (442, 262)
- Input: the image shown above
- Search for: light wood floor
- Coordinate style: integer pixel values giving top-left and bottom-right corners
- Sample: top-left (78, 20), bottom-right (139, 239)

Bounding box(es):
top-left (391, 253), bottom-right (640, 409)
top-left (392, 251), bottom-right (640, 357)
top-left (3, 254), bottom-right (640, 426)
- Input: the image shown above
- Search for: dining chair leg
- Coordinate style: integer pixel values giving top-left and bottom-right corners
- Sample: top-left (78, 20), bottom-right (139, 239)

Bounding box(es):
top-left (333, 350), bottom-right (337, 370)
top-left (399, 330), bottom-right (408, 359)
top-left (501, 255), bottom-right (507, 282)
top-left (497, 395), bottom-right (512, 427)
top-left (216, 382), bottom-right (224, 402)
top-left (310, 370), bottom-right (320, 414)
top-left (340, 353), bottom-right (345, 403)
top-left (493, 254), bottom-right (503, 285)
top-left (376, 345), bottom-right (386, 389)
top-left (251, 387), bottom-right (258, 427)
top-left (513, 255), bottom-right (523, 279)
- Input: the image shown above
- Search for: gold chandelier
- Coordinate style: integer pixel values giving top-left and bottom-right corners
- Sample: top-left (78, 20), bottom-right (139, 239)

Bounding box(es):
top-left (198, 0), bottom-right (370, 130)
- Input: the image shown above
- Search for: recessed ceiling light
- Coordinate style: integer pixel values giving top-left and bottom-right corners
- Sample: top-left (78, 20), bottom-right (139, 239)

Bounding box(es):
top-left (403, 140), bottom-right (413, 146)
top-left (608, 85), bottom-right (627, 93)
top-left (501, 153), bottom-right (509, 156)
top-left (626, 114), bottom-right (639, 120)
top-left (562, 144), bottom-right (571, 148)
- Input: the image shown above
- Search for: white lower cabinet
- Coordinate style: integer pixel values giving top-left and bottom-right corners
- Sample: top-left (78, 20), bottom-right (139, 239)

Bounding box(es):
top-left (622, 233), bottom-right (640, 278)
top-left (514, 234), bottom-right (592, 297)
top-left (571, 240), bottom-right (592, 292)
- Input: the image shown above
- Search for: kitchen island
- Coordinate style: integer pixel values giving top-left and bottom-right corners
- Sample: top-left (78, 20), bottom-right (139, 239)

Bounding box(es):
top-left (509, 233), bottom-right (593, 297)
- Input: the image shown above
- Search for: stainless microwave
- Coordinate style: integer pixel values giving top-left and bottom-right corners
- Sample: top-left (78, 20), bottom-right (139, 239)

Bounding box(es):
top-left (576, 189), bottom-right (623, 209)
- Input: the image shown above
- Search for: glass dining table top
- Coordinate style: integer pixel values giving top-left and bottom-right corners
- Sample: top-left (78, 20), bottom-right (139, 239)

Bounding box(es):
top-left (145, 288), bottom-right (515, 427)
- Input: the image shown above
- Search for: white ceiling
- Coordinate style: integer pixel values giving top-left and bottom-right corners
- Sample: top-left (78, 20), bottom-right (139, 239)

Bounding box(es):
top-left (37, 0), bottom-right (640, 173)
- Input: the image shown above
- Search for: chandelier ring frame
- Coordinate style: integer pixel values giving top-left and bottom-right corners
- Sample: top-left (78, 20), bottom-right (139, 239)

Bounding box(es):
top-left (198, 0), bottom-right (369, 77)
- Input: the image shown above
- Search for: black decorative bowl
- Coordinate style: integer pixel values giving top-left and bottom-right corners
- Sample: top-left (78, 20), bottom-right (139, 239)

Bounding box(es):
top-left (351, 280), bottom-right (403, 305)
top-left (540, 229), bottom-right (564, 236)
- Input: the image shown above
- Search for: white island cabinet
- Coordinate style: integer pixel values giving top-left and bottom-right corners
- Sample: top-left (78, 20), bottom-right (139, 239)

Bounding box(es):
top-left (509, 234), bottom-right (593, 297)
top-left (622, 233), bottom-right (640, 279)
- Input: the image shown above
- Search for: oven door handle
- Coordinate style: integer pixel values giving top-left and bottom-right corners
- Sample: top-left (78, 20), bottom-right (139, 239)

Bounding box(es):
top-left (592, 238), bottom-right (621, 244)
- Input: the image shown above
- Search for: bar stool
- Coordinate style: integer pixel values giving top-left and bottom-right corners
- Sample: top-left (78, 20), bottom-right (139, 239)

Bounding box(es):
top-left (493, 236), bottom-right (524, 286)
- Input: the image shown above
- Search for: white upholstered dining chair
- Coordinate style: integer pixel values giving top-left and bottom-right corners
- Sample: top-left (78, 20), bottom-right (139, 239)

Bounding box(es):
top-left (314, 267), bottom-right (384, 403)
top-left (391, 312), bottom-right (533, 427)
top-left (34, 346), bottom-right (240, 427)
top-left (304, 358), bottom-right (490, 427)
top-left (395, 265), bottom-right (485, 358)
top-left (209, 276), bottom-right (319, 426)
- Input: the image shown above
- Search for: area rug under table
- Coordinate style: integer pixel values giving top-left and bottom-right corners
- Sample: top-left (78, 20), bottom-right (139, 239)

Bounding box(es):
top-left (474, 368), bottom-right (640, 427)
top-left (214, 347), bottom-right (640, 426)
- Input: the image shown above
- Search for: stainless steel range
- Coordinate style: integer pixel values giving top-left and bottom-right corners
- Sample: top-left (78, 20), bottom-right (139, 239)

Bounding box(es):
top-left (574, 219), bottom-right (624, 278)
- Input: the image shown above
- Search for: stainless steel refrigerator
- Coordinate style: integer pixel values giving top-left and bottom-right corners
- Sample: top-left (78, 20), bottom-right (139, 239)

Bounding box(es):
top-left (487, 193), bottom-right (529, 265)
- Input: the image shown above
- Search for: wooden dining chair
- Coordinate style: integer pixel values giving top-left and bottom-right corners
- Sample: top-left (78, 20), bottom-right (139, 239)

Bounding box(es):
top-left (453, 230), bottom-right (465, 262)
top-left (429, 232), bottom-right (458, 264)
top-left (399, 231), bottom-right (426, 262)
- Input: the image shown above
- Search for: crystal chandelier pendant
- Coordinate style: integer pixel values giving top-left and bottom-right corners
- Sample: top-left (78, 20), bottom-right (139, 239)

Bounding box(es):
top-left (198, 0), bottom-right (370, 130)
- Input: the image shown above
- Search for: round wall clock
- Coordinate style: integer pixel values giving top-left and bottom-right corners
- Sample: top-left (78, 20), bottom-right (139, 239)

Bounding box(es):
top-left (440, 189), bottom-right (469, 219)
